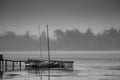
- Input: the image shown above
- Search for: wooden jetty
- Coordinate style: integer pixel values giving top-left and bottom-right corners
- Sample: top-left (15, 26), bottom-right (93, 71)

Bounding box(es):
top-left (0, 54), bottom-right (25, 72)
top-left (0, 54), bottom-right (74, 72)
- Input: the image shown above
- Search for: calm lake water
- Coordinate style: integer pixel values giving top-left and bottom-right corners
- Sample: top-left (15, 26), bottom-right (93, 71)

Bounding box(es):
top-left (0, 51), bottom-right (120, 80)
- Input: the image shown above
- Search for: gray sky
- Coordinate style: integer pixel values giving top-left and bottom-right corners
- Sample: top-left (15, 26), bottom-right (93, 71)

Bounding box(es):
top-left (0, 0), bottom-right (120, 37)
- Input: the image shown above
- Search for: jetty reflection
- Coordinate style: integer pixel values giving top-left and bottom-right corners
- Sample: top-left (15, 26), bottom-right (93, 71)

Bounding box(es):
top-left (26, 66), bottom-right (74, 77)
top-left (0, 71), bottom-right (3, 79)
top-left (0, 65), bottom-right (74, 80)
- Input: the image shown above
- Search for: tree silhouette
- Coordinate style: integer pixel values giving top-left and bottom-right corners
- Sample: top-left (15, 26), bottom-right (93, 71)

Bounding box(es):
top-left (0, 27), bottom-right (120, 51)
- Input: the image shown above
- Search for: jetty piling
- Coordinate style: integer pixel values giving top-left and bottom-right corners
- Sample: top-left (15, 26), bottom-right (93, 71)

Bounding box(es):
top-left (5, 60), bottom-right (7, 71)
top-left (0, 54), bottom-right (3, 72)
top-left (19, 61), bottom-right (22, 70)
top-left (0, 61), bottom-right (1, 72)
top-left (12, 61), bottom-right (15, 71)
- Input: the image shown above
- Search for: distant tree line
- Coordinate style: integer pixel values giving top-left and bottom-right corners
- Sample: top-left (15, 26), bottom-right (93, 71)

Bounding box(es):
top-left (0, 27), bottom-right (120, 51)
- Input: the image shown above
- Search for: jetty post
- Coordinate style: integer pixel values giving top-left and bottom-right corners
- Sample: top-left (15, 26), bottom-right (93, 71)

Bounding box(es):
top-left (0, 60), bottom-right (1, 72)
top-left (5, 60), bottom-right (7, 71)
top-left (12, 61), bottom-right (15, 71)
top-left (0, 54), bottom-right (3, 72)
top-left (19, 61), bottom-right (22, 70)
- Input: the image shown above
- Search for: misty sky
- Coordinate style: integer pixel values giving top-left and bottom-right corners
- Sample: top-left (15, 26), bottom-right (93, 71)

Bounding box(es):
top-left (0, 0), bottom-right (120, 37)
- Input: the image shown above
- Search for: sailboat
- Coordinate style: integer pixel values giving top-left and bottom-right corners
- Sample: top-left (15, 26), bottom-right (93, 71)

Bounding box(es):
top-left (25, 25), bottom-right (60, 69)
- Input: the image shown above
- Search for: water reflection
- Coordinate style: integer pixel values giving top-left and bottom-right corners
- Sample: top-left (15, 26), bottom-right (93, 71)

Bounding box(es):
top-left (0, 71), bottom-right (3, 79)
top-left (25, 67), bottom-right (75, 80)
top-left (26, 67), bottom-right (45, 76)
top-left (0, 66), bottom-right (75, 80)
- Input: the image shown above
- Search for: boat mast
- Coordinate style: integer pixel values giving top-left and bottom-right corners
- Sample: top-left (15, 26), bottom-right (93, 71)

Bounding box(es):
top-left (46, 24), bottom-right (50, 80)
top-left (38, 24), bottom-right (43, 61)
top-left (46, 24), bottom-right (50, 63)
